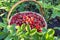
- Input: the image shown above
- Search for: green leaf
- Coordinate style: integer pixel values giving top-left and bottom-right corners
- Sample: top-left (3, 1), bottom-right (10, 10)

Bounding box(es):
top-left (54, 27), bottom-right (60, 30)
top-left (16, 26), bottom-right (21, 31)
top-left (21, 23), bottom-right (26, 31)
top-left (42, 29), bottom-right (55, 40)
top-left (18, 31), bottom-right (27, 38)
top-left (41, 35), bottom-right (46, 40)
top-left (5, 34), bottom-right (12, 40)
top-left (17, 31), bottom-right (26, 38)
top-left (47, 29), bottom-right (55, 36)
top-left (0, 32), bottom-right (8, 40)
top-left (30, 29), bottom-right (37, 36)
top-left (7, 24), bottom-right (16, 35)
top-left (25, 32), bottom-right (29, 36)
top-left (16, 24), bottom-right (26, 33)
top-left (42, 32), bottom-right (49, 40)
top-left (20, 34), bottom-right (25, 38)
top-left (26, 24), bottom-right (31, 32)
top-left (45, 33), bottom-right (49, 39)
top-left (32, 33), bottom-right (40, 40)
top-left (21, 38), bottom-right (24, 40)
top-left (11, 36), bottom-right (18, 40)
top-left (51, 9), bottom-right (60, 18)
top-left (37, 32), bottom-right (43, 36)
top-left (3, 27), bottom-right (8, 32)
top-left (54, 37), bottom-right (58, 40)
top-left (0, 22), bottom-right (7, 27)
top-left (17, 31), bottom-right (24, 36)
top-left (0, 22), bottom-right (8, 32)
top-left (46, 36), bottom-right (54, 40)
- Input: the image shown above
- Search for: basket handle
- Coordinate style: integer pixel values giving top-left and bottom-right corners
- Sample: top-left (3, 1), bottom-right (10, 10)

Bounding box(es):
top-left (7, 0), bottom-right (44, 22)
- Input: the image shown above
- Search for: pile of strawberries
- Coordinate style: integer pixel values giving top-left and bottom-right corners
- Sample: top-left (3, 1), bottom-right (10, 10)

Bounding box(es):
top-left (10, 11), bottom-right (47, 32)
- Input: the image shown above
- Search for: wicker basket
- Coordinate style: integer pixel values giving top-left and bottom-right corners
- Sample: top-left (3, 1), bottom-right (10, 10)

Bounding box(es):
top-left (7, 0), bottom-right (47, 28)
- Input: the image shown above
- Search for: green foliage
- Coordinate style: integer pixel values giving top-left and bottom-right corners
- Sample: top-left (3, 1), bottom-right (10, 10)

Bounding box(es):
top-left (0, 0), bottom-right (60, 19)
top-left (0, 22), bottom-right (60, 40)
top-left (26, 24), bottom-right (31, 32)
